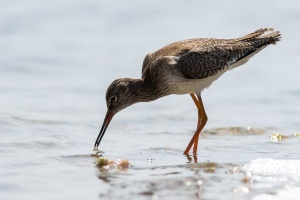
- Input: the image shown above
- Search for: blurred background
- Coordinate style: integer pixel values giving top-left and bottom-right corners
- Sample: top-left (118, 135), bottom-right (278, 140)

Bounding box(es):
top-left (1, 0), bottom-right (299, 199)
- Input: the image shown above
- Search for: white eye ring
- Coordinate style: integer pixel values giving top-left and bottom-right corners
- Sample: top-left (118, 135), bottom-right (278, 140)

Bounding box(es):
top-left (110, 95), bottom-right (117, 102)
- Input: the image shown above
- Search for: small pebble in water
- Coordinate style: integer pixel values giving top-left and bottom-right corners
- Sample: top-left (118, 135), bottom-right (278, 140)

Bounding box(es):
top-left (96, 157), bottom-right (111, 167)
top-left (96, 157), bottom-right (130, 170)
top-left (115, 159), bottom-right (130, 169)
top-left (271, 133), bottom-right (282, 141)
top-left (270, 133), bottom-right (288, 141)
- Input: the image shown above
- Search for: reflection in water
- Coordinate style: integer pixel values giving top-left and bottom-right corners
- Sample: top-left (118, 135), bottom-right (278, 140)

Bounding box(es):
top-left (185, 153), bottom-right (198, 163)
top-left (93, 148), bottom-right (240, 199)
top-left (97, 172), bottom-right (115, 183)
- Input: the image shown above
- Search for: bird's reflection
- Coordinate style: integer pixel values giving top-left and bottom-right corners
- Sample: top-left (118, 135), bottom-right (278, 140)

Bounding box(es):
top-left (185, 153), bottom-right (198, 163)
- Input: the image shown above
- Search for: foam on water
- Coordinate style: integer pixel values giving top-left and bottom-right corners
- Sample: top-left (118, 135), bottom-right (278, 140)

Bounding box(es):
top-left (243, 158), bottom-right (300, 200)
top-left (243, 158), bottom-right (300, 181)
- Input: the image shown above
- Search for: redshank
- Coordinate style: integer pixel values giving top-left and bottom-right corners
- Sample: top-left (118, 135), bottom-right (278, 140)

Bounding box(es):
top-left (94, 28), bottom-right (281, 155)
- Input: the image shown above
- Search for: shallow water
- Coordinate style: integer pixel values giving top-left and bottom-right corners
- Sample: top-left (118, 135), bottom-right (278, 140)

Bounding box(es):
top-left (1, 0), bottom-right (300, 199)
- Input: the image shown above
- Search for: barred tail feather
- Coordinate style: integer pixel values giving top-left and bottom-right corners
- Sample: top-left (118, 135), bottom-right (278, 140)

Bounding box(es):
top-left (238, 28), bottom-right (281, 45)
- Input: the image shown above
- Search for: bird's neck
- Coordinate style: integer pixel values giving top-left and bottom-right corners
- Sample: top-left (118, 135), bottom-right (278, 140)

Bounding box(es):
top-left (128, 78), bottom-right (165, 103)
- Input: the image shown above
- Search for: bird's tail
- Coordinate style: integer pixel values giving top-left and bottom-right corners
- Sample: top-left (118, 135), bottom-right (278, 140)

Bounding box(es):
top-left (237, 28), bottom-right (281, 45)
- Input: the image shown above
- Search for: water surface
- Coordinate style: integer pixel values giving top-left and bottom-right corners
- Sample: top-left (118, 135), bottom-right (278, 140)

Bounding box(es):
top-left (1, 0), bottom-right (300, 199)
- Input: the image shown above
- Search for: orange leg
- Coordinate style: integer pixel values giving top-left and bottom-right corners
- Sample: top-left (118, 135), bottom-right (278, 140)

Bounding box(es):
top-left (183, 94), bottom-right (208, 155)
top-left (190, 95), bottom-right (201, 153)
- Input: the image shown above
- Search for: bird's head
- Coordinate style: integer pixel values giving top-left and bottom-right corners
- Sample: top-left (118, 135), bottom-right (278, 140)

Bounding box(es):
top-left (94, 78), bottom-right (142, 149)
top-left (105, 78), bottom-right (138, 114)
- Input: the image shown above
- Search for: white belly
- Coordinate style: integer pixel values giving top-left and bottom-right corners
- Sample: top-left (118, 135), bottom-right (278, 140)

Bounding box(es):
top-left (166, 70), bottom-right (226, 95)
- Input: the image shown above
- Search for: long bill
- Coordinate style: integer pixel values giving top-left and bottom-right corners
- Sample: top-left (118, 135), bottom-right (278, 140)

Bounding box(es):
top-left (94, 109), bottom-right (115, 149)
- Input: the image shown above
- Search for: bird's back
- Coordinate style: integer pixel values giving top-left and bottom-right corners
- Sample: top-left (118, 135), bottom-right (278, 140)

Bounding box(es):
top-left (142, 28), bottom-right (281, 80)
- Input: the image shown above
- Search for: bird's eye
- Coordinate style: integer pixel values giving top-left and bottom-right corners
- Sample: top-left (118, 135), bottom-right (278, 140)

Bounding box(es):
top-left (110, 95), bottom-right (117, 102)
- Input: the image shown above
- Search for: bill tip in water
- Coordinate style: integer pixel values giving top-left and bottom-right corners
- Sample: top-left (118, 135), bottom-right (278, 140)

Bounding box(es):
top-left (93, 146), bottom-right (99, 151)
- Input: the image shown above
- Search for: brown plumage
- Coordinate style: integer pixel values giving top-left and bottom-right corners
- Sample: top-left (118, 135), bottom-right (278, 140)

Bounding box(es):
top-left (142, 28), bottom-right (280, 79)
top-left (94, 28), bottom-right (281, 155)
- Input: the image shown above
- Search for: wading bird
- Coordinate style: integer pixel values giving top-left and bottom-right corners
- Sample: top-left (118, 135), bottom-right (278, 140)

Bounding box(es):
top-left (94, 28), bottom-right (281, 155)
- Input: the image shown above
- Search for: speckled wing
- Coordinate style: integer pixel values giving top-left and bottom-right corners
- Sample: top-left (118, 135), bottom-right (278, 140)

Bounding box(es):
top-left (177, 28), bottom-right (281, 79)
